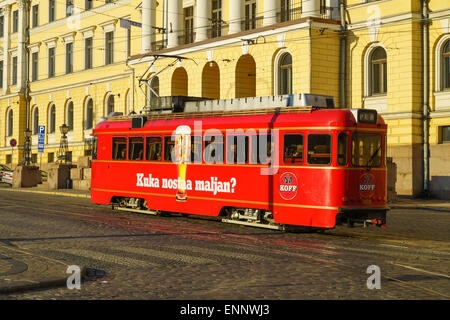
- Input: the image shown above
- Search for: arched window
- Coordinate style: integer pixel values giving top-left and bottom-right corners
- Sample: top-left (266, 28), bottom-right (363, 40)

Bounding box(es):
top-left (85, 98), bottom-right (93, 129)
top-left (370, 47), bottom-right (387, 95)
top-left (48, 104), bottom-right (56, 133)
top-left (32, 106), bottom-right (39, 135)
top-left (6, 108), bottom-right (13, 137)
top-left (66, 101), bottom-right (74, 131)
top-left (106, 94), bottom-right (114, 115)
top-left (279, 53), bottom-right (292, 95)
top-left (443, 40), bottom-right (450, 90)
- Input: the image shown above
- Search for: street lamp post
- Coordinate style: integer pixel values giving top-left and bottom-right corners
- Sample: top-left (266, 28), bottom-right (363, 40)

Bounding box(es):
top-left (23, 128), bottom-right (32, 165)
top-left (57, 124), bottom-right (69, 163)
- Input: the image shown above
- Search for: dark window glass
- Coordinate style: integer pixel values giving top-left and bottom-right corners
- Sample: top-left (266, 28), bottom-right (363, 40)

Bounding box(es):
top-left (204, 134), bottom-right (224, 164)
top-left (184, 6), bottom-right (194, 44)
top-left (211, 0), bottom-right (222, 37)
top-left (283, 134), bottom-right (303, 164)
top-left (12, 10), bottom-right (18, 33)
top-left (32, 5), bottom-right (39, 27)
top-left (49, 104), bottom-right (56, 133)
top-left (279, 53), bottom-right (292, 95)
top-left (66, 43), bottom-right (73, 74)
top-left (85, 37), bottom-right (93, 69)
top-left (112, 137), bottom-right (127, 160)
top-left (337, 132), bottom-right (348, 166)
top-left (441, 126), bottom-right (450, 143)
top-left (351, 133), bottom-right (382, 167)
top-left (146, 136), bottom-right (162, 161)
top-left (251, 134), bottom-right (275, 164)
top-left (85, 0), bottom-right (93, 10)
top-left (12, 56), bottom-right (17, 85)
top-left (191, 136), bottom-right (202, 163)
top-left (105, 31), bottom-right (114, 65)
top-left (443, 41), bottom-right (450, 89)
top-left (67, 101), bottom-right (74, 131)
top-left (49, 0), bottom-right (55, 22)
top-left (0, 16), bottom-right (4, 37)
top-left (307, 134), bottom-right (331, 165)
top-left (0, 60), bottom-right (3, 88)
top-left (32, 52), bottom-right (38, 81)
top-left (85, 99), bottom-right (93, 129)
top-left (227, 135), bottom-right (249, 164)
top-left (128, 137), bottom-right (144, 161)
top-left (164, 136), bottom-right (175, 162)
top-left (48, 47), bottom-right (55, 78)
top-left (371, 47), bottom-right (387, 95)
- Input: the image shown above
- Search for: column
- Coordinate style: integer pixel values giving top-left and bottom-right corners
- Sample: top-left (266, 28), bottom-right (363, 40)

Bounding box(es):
top-left (17, 0), bottom-right (27, 92)
top-left (301, 0), bottom-right (321, 18)
top-left (2, 5), bottom-right (10, 95)
top-left (167, 0), bottom-right (182, 48)
top-left (141, 0), bottom-right (154, 53)
top-left (228, 0), bottom-right (242, 34)
top-left (263, 0), bottom-right (278, 26)
top-left (195, 0), bottom-right (209, 42)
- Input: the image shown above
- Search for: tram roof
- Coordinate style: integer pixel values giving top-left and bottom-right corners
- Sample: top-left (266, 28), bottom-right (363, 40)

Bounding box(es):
top-left (94, 107), bottom-right (386, 132)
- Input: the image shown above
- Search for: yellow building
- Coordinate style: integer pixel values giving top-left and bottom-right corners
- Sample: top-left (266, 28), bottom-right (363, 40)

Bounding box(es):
top-left (0, 0), bottom-right (449, 198)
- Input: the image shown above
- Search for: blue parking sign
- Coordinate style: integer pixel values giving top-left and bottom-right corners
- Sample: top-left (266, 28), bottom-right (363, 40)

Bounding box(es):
top-left (38, 125), bottom-right (45, 153)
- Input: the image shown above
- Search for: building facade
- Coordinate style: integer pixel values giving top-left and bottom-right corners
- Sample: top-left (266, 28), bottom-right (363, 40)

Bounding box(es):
top-left (0, 0), bottom-right (449, 198)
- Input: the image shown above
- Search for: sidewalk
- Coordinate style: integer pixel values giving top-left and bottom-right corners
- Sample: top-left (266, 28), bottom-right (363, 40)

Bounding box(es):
top-left (0, 243), bottom-right (77, 295)
top-left (0, 182), bottom-right (90, 199)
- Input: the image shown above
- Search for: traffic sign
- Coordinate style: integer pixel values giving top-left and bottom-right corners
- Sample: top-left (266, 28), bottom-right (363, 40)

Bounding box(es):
top-left (9, 138), bottom-right (17, 147)
top-left (38, 125), bottom-right (45, 153)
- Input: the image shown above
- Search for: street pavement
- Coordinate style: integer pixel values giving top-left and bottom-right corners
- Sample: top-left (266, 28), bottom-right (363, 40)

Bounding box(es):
top-left (0, 183), bottom-right (448, 301)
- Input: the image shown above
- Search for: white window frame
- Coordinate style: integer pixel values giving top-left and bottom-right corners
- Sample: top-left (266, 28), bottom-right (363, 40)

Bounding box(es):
top-left (273, 48), bottom-right (292, 96)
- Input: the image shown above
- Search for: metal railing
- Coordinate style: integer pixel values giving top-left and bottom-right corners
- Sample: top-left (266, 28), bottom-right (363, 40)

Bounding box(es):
top-left (277, 6), bottom-right (302, 23)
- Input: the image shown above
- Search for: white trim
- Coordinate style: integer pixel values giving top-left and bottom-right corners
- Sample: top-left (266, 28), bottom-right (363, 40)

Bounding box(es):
top-left (29, 42), bottom-right (41, 53)
top-left (434, 34), bottom-right (450, 93)
top-left (100, 19), bottom-right (117, 33)
top-left (80, 26), bottom-right (96, 39)
top-left (273, 48), bottom-right (292, 96)
top-left (363, 95), bottom-right (387, 113)
top-left (61, 31), bottom-right (76, 44)
top-left (43, 37), bottom-right (57, 48)
top-left (434, 91), bottom-right (450, 111)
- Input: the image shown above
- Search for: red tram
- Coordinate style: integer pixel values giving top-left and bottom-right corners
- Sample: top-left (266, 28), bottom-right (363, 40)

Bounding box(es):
top-left (90, 105), bottom-right (388, 230)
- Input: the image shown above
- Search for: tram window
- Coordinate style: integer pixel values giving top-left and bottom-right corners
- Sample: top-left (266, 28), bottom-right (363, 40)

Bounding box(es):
top-left (204, 134), bottom-right (224, 164)
top-left (112, 137), bottom-right (127, 160)
top-left (337, 132), bottom-right (348, 166)
top-left (191, 136), bottom-right (202, 163)
top-left (307, 134), bottom-right (331, 165)
top-left (129, 137), bottom-right (144, 161)
top-left (351, 133), bottom-right (382, 167)
top-left (227, 135), bottom-right (249, 164)
top-left (146, 136), bottom-right (162, 161)
top-left (92, 136), bottom-right (98, 160)
top-left (164, 136), bottom-right (175, 162)
top-left (283, 134), bottom-right (303, 164)
top-left (251, 134), bottom-right (275, 164)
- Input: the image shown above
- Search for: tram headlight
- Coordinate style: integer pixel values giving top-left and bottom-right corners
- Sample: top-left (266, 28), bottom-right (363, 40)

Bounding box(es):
top-left (357, 109), bottom-right (377, 124)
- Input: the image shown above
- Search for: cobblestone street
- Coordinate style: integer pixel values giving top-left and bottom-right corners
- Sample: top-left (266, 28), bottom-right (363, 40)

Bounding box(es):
top-left (0, 188), bottom-right (448, 302)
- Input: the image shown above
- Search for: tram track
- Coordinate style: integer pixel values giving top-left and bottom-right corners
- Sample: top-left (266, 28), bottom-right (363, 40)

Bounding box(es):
top-left (1, 193), bottom-right (448, 299)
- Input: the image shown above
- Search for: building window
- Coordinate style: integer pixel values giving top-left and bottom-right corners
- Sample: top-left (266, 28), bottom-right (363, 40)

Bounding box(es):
top-left (48, 47), bottom-right (55, 78)
top-left (184, 6), bottom-right (194, 44)
top-left (441, 126), bottom-right (450, 143)
top-left (278, 53), bottom-right (292, 95)
top-left (12, 56), bottom-right (17, 85)
top-left (86, 0), bottom-right (93, 10)
top-left (48, 152), bottom-right (54, 163)
top-left (370, 47), bottom-right (387, 95)
top-left (211, 0), bottom-right (222, 37)
top-left (244, 0), bottom-right (257, 30)
top-left (32, 5), bottom-right (39, 27)
top-left (67, 101), bottom-right (74, 131)
top-left (12, 10), bottom-right (18, 33)
top-left (32, 52), bottom-right (39, 81)
top-left (85, 37), bottom-right (93, 69)
top-left (49, 0), bottom-right (56, 22)
top-left (6, 108), bottom-right (13, 137)
top-left (105, 0), bottom-right (113, 3)
top-left (66, 0), bottom-right (73, 17)
top-left (106, 94), bottom-right (114, 115)
top-left (150, 76), bottom-right (159, 98)
top-left (85, 98), bottom-right (93, 129)
top-left (126, 28), bottom-right (131, 57)
top-left (48, 104), bottom-right (56, 133)
top-left (0, 16), bottom-right (4, 37)
top-left (280, 0), bottom-right (291, 22)
top-left (105, 31), bottom-right (114, 65)
top-left (443, 41), bottom-right (450, 90)
top-left (66, 42), bottom-right (73, 74)
top-left (32, 106), bottom-right (39, 135)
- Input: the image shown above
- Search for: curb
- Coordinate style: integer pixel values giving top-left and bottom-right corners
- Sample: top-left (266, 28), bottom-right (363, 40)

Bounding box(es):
top-left (389, 205), bottom-right (450, 212)
top-left (0, 267), bottom-right (87, 295)
top-left (0, 187), bottom-right (90, 199)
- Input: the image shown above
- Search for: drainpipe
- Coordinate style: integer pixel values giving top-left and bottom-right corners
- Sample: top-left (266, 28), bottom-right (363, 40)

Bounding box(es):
top-left (125, 59), bottom-right (135, 114)
top-left (339, 1), bottom-right (347, 109)
top-left (422, 0), bottom-right (430, 196)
